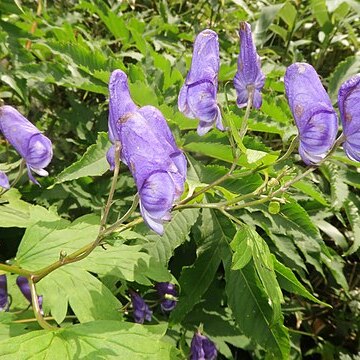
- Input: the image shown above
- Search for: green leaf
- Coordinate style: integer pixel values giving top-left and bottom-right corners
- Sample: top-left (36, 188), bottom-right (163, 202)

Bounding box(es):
top-left (273, 256), bottom-right (330, 307)
top-left (54, 132), bottom-right (110, 185)
top-left (230, 229), bottom-right (252, 270)
top-left (0, 321), bottom-right (177, 359)
top-left (343, 195), bottom-right (360, 255)
top-left (292, 180), bottom-right (329, 206)
top-left (145, 209), bottom-right (200, 265)
top-left (223, 251), bottom-right (290, 359)
top-left (310, 0), bottom-right (331, 28)
top-left (129, 80), bottom-right (159, 107)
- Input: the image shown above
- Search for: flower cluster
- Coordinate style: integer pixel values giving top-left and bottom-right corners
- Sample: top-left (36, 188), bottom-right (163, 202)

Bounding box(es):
top-left (190, 330), bottom-right (217, 360)
top-left (0, 275), bottom-right (43, 314)
top-left (107, 70), bottom-right (187, 235)
top-left (285, 63), bottom-right (360, 164)
top-left (130, 282), bottom-right (177, 324)
top-left (0, 105), bottom-right (53, 185)
top-left (178, 22), bottom-right (264, 135)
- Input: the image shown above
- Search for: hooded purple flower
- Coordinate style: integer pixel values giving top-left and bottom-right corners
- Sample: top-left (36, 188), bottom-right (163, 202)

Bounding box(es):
top-left (0, 275), bottom-right (9, 311)
top-left (16, 276), bottom-right (43, 314)
top-left (178, 29), bottom-right (224, 136)
top-left (130, 290), bottom-right (152, 324)
top-left (0, 171), bottom-right (10, 190)
top-left (0, 106), bottom-right (53, 184)
top-left (156, 282), bottom-right (177, 312)
top-left (285, 63), bottom-right (338, 165)
top-left (190, 330), bottom-right (217, 360)
top-left (234, 21), bottom-right (265, 109)
top-left (108, 69), bottom-right (187, 235)
top-left (338, 74), bottom-right (360, 162)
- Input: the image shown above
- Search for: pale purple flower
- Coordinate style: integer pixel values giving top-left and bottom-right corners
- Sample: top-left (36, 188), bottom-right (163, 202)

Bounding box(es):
top-left (0, 106), bottom-right (53, 184)
top-left (234, 21), bottom-right (265, 109)
top-left (16, 276), bottom-right (43, 314)
top-left (0, 275), bottom-right (9, 311)
top-left (108, 69), bottom-right (187, 235)
top-left (178, 29), bottom-right (223, 136)
top-left (338, 74), bottom-right (360, 162)
top-left (285, 63), bottom-right (338, 165)
top-left (190, 330), bottom-right (217, 360)
top-left (155, 282), bottom-right (177, 312)
top-left (130, 290), bottom-right (152, 324)
top-left (0, 171), bottom-right (10, 189)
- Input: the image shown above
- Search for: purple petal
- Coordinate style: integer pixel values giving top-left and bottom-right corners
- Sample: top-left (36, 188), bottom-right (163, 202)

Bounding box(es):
top-left (156, 282), bottom-right (177, 312)
top-left (0, 275), bottom-right (9, 311)
top-left (0, 106), bottom-right (53, 183)
top-left (130, 291), bottom-right (152, 324)
top-left (106, 145), bottom-right (115, 171)
top-left (234, 22), bottom-right (265, 109)
top-left (0, 171), bottom-right (10, 190)
top-left (338, 74), bottom-right (360, 162)
top-left (285, 63), bottom-right (338, 164)
top-left (16, 276), bottom-right (43, 314)
top-left (190, 331), bottom-right (217, 360)
top-left (178, 29), bottom-right (224, 135)
top-left (108, 69), bottom-right (138, 142)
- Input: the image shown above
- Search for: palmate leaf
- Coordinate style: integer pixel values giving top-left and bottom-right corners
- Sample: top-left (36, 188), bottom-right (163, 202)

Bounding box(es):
top-left (54, 132), bottom-right (110, 185)
top-left (230, 225), bottom-right (283, 323)
top-left (0, 321), bottom-right (178, 359)
top-left (15, 215), bottom-right (170, 324)
top-left (223, 250), bottom-right (290, 359)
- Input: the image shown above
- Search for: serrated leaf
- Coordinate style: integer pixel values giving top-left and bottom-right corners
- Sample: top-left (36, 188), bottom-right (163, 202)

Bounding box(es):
top-left (0, 321), bottom-right (177, 359)
top-left (54, 132), bottom-right (110, 185)
top-left (146, 209), bottom-right (200, 265)
top-left (343, 196), bottom-right (360, 255)
top-left (230, 230), bottom-right (252, 270)
top-left (273, 256), bottom-right (330, 307)
top-left (292, 180), bottom-right (329, 206)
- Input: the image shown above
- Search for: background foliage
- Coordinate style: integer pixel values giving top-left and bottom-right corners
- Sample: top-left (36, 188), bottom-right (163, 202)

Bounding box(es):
top-left (0, 0), bottom-right (360, 358)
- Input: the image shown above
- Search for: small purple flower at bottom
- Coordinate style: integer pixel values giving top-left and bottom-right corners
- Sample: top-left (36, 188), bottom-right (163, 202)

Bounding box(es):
top-left (0, 171), bottom-right (10, 190)
top-left (0, 275), bottom-right (9, 311)
top-left (130, 291), bottom-right (152, 324)
top-left (155, 282), bottom-right (177, 312)
top-left (190, 330), bottom-right (217, 360)
top-left (16, 276), bottom-right (43, 314)
top-left (338, 74), bottom-right (360, 162)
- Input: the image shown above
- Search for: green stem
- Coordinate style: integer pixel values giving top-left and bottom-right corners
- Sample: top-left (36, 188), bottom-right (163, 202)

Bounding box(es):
top-left (0, 159), bottom-right (26, 197)
top-left (29, 277), bottom-right (57, 330)
top-left (238, 85), bottom-right (254, 139)
top-left (0, 263), bottom-right (32, 277)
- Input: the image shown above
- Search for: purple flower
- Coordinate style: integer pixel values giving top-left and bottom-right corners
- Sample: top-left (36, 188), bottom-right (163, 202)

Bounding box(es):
top-left (285, 63), bottom-right (338, 165)
top-left (108, 70), bottom-right (187, 235)
top-left (0, 106), bottom-right (53, 184)
top-left (338, 74), bottom-right (360, 162)
top-left (0, 275), bottom-right (9, 311)
top-left (155, 282), bottom-right (177, 312)
top-left (130, 291), bottom-right (152, 324)
top-left (0, 171), bottom-right (10, 190)
top-left (190, 330), bottom-right (217, 360)
top-left (178, 29), bottom-right (224, 136)
top-left (16, 276), bottom-right (43, 314)
top-left (234, 21), bottom-right (265, 109)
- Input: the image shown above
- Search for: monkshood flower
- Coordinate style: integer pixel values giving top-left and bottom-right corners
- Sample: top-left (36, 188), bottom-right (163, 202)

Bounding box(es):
top-left (155, 282), bottom-right (177, 312)
top-left (108, 69), bottom-right (187, 235)
top-left (190, 330), bottom-right (217, 360)
top-left (178, 29), bottom-right (224, 136)
top-left (16, 276), bottom-right (43, 314)
top-left (0, 106), bottom-right (53, 185)
top-left (0, 171), bottom-right (10, 190)
top-left (285, 63), bottom-right (338, 165)
top-left (234, 21), bottom-right (265, 109)
top-left (130, 290), bottom-right (152, 324)
top-left (0, 275), bottom-right (9, 311)
top-left (338, 74), bottom-right (360, 162)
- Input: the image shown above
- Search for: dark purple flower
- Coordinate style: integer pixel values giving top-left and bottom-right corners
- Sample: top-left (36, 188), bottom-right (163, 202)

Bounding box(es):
top-left (178, 29), bottom-right (224, 136)
top-left (156, 282), bottom-right (177, 312)
top-left (338, 74), bottom-right (360, 162)
top-left (130, 291), bottom-right (152, 324)
top-left (0, 171), bottom-right (10, 190)
top-left (0, 275), bottom-right (9, 311)
top-left (0, 106), bottom-right (53, 184)
top-left (285, 63), bottom-right (338, 165)
top-left (234, 21), bottom-right (265, 109)
top-left (108, 70), bottom-right (187, 235)
top-left (16, 276), bottom-right (43, 314)
top-left (190, 330), bottom-right (217, 360)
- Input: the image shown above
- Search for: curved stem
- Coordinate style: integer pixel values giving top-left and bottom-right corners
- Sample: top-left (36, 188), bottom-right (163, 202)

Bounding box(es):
top-left (0, 159), bottom-right (26, 197)
top-left (238, 85), bottom-right (254, 139)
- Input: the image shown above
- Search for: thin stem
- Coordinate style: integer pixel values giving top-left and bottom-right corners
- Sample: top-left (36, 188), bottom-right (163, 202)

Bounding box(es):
top-left (0, 159), bottom-right (26, 197)
top-left (239, 85), bottom-right (254, 139)
top-left (29, 277), bottom-right (56, 330)
top-left (13, 315), bottom-right (77, 324)
top-left (0, 263), bottom-right (32, 277)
